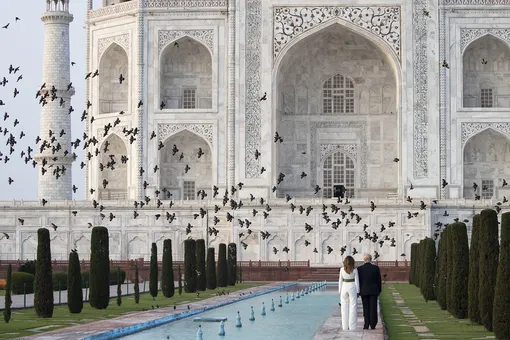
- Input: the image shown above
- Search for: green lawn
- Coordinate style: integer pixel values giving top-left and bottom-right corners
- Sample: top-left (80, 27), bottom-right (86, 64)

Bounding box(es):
top-left (0, 290), bottom-right (5, 296)
top-left (0, 282), bottom-right (265, 339)
top-left (380, 283), bottom-right (494, 340)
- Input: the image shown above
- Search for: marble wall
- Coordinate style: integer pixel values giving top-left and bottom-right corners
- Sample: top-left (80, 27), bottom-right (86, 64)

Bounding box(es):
top-left (99, 44), bottom-right (129, 114)
top-left (275, 24), bottom-right (397, 198)
top-left (463, 35), bottom-right (510, 108)
top-left (159, 37), bottom-right (212, 109)
top-left (98, 134), bottom-right (128, 199)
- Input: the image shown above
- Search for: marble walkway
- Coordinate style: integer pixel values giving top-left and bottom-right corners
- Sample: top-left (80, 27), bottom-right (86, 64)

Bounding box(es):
top-left (313, 298), bottom-right (384, 340)
top-left (16, 282), bottom-right (293, 340)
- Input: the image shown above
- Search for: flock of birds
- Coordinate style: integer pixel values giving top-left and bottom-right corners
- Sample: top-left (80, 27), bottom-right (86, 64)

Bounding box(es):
top-left (1, 13), bottom-right (508, 261)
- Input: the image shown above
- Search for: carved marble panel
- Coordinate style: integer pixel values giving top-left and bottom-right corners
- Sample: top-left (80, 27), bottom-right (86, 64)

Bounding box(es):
top-left (273, 6), bottom-right (401, 62)
top-left (158, 123), bottom-right (213, 146)
top-left (96, 126), bottom-right (129, 144)
top-left (461, 122), bottom-right (510, 146)
top-left (461, 28), bottom-right (510, 52)
top-left (158, 30), bottom-right (214, 55)
top-left (413, 0), bottom-right (428, 178)
top-left (320, 144), bottom-right (357, 163)
top-left (245, 0), bottom-right (262, 178)
top-left (310, 122), bottom-right (367, 188)
top-left (98, 34), bottom-right (130, 60)
top-left (443, 0), bottom-right (510, 4)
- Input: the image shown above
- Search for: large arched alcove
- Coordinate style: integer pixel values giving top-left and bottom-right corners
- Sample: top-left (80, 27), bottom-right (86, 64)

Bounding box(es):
top-left (463, 129), bottom-right (510, 199)
top-left (160, 130), bottom-right (212, 199)
top-left (275, 23), bottom-right (398, 198)
top-left (98, 134), bottom-right (128, 200)
top-left (99, 43), bottom-right (129, 114)
top-left (160, 37), bottom-right (212, 109)
top-left (463, 35), bottom-right (510, 108)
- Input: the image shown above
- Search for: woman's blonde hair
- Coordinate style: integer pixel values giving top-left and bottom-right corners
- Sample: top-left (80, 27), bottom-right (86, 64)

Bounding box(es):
top-left (343, 256), bottom-right (355, 274)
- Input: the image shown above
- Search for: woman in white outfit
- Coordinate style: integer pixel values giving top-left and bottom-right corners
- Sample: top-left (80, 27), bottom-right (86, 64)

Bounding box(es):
top-left (338, 255), bottom-right (360, 331)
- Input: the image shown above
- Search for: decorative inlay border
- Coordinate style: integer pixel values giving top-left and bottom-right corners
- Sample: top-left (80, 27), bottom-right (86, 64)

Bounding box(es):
top-left (158, 30), bottom-right (214, 54)
top-left (443, 0), bottom-right (510, 4)
top-left (320, 144), bottom-right (357, 163)
top-left (273, 6), bottom-right (401, 61)
top-left (158, 123), bottom-right (214, 146)
top-left (245, 0), bottom-right (262, 178)
top-left (413, 0), bottom-right (428, 178)
top-left (310, 122), bottom-right (367, 188)
top-left (98, 34), bottom-right (130, 59)
top-left (461, 122), bottom-right (510, 145)
top-left (460, 28), bottom-right (510, 52)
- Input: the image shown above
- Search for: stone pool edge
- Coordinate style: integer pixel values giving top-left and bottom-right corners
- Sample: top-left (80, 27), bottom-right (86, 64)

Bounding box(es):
top-left (84, 282), bottom-right (298, 340)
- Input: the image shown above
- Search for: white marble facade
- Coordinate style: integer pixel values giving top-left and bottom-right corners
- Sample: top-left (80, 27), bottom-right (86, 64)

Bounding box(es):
top-left (6, 0), bottom-right (510, 263)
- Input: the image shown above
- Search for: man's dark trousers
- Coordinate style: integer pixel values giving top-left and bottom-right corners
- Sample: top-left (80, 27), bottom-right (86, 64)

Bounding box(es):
top-left (357, 262), bottom-right (382, 329)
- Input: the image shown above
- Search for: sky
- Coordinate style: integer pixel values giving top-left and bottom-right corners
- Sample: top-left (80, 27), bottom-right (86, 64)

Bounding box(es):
top-left (0, 0), bottom-right (102, 200)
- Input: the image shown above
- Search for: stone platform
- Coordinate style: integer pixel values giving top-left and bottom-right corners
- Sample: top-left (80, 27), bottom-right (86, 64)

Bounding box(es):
top-left (313, 298), bottom-right (384, 340)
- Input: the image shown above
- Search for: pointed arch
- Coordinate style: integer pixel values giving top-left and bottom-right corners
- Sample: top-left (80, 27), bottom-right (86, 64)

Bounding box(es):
top-left (98, 133), bottom-right (128, 200)
top-left (99, 43), bottom-right (129, 114)
top-left (294, 234), bottom-right (313, 262)
top-left (273, 21), bottom-right (399, 199)
top-left (160, 130), bottom-right (212, 200)
top-left (462, 34), bottom-right (510, 108)
top-left (128, 235), bottom-right (147, 260)
top-left (159, 36), bottom-right (212, 110)
top-left (462, 128), bottom-right (510, 199)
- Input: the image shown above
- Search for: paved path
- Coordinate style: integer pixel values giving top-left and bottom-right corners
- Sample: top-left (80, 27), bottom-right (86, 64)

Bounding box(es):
top-left (313, 297), bottom-right (384, 340)
top-left (0, 281), bottom-right (178, 309)
top-left (16, 282), bottom-right (292, 340)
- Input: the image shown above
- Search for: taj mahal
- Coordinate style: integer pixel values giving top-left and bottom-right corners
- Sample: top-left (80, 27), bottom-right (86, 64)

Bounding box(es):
top-left (1, 0), bottom-right (510, 264)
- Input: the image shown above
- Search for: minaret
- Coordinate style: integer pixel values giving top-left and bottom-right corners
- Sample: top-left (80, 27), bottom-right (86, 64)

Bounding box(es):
top-left (36, 0), bottom-right (74, 201)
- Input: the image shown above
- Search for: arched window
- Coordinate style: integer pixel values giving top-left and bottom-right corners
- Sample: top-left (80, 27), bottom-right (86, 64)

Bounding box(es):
top-left (323, 74), bottom-right (354, 114)
top-left (322, 151), bottom-right (355, 198)
top-left (99, 44), bottom-right (128, 114)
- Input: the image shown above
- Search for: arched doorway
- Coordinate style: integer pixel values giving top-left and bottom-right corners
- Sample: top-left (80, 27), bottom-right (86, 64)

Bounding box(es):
top-left (463, 129), bottom-right (510, 199)
top-left (274, 23), bottom-right (398, 198)
top-left (99, 43), bottom-right (129, 114)
top-left (98, 134), bottom-right (128, 200)
top-left (322, 151), bottom-right (356, 198)
top-left (463, 35), bottom-right (510, 108)
top-left (159, 130), bottom-right (212, 199)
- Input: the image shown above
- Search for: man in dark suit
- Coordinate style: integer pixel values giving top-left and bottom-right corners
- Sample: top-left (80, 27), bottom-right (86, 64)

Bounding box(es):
top-left (357, 253), bottom-right (382, 330)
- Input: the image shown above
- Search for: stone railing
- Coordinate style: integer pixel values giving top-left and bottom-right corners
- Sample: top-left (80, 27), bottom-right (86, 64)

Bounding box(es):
top-left (89, 0), bottom-right (228, 20)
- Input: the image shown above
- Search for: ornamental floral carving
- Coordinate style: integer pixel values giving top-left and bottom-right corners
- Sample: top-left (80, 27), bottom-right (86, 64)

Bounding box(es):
top-left (143, 0), bottom-right (227, 7)
top-left (413, 0), bottom-right (428, 178)
top-left (461, 122), bottom-right (510, 146)
top-left (158, 123), bottom-right (214, 146)
top-left (245, 0), bottom-right (262, 178)
top-left (320, 144), bottom-right (357, 163)
top-left (310, 122), bottom-right (367, 188)
top-left (443, 0), bottom-right (510, 4)
top-left (158, 30), bottom-right (214, 54)
top-left (89, 1), bottom-right (138, 19)
top-left (98, 34), bottom-right (130, 59)
top-left (461, 28), bottom-right (510, 52)
top-left (97, 126), bottom-right (130, 144)
top-left (273, 6), bottom-right (401, 61)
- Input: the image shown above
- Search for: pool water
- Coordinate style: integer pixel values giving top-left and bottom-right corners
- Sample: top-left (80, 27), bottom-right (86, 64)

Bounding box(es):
top-left (120, 284), bottom-right (338, 340)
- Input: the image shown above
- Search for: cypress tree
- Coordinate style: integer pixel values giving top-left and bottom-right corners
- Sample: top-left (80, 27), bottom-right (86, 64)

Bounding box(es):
top-left (421, 237), bottom-right (436, 301)
top-left (178, 264), bottom-right (182, 295)
top-left (493, 211), bottom-right (510, 339)
top-left (217, 243), bottom-right (228, 287)
top-left (227, 243), bottom-right (237, 286)
top-left (34, 228), bottom-right (53, 318)
top-left (206, 247), bottom-right (217, 290)
top-left (89, 226), bottom-right (110, 309)
top-left (478, 209), bottom-right (499, 331)
top-left (437, 229), bottom-right (448, 310)
top-left (134, 263), bottom-right (140, 304)
top-left (161, 239), bottom-right (175, 298)
top-left (116, 268), bottom-right (122, 306)
top-left (468, 214), bottom-right (482, 324)
top-left (417, 240), bottom-right (425, 289)
top-left (446, 226), bottom-right (454, 313)
top-left (3, 264), bottom-right (12, 323)
top-left (436, 234), bottom-right (447, 310)
top-left (409, 243), bottom-right (418, 285)
top-left (150, 243), bottom-right (158, 299)
top-left (449, 222), bottom-right (469, 318)
top-left (184, 239), bottom-right (197, 292)
top-left (67, 251), bottom-right (83, 314)
top-left (196, 239), bottom-right (207, 291)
